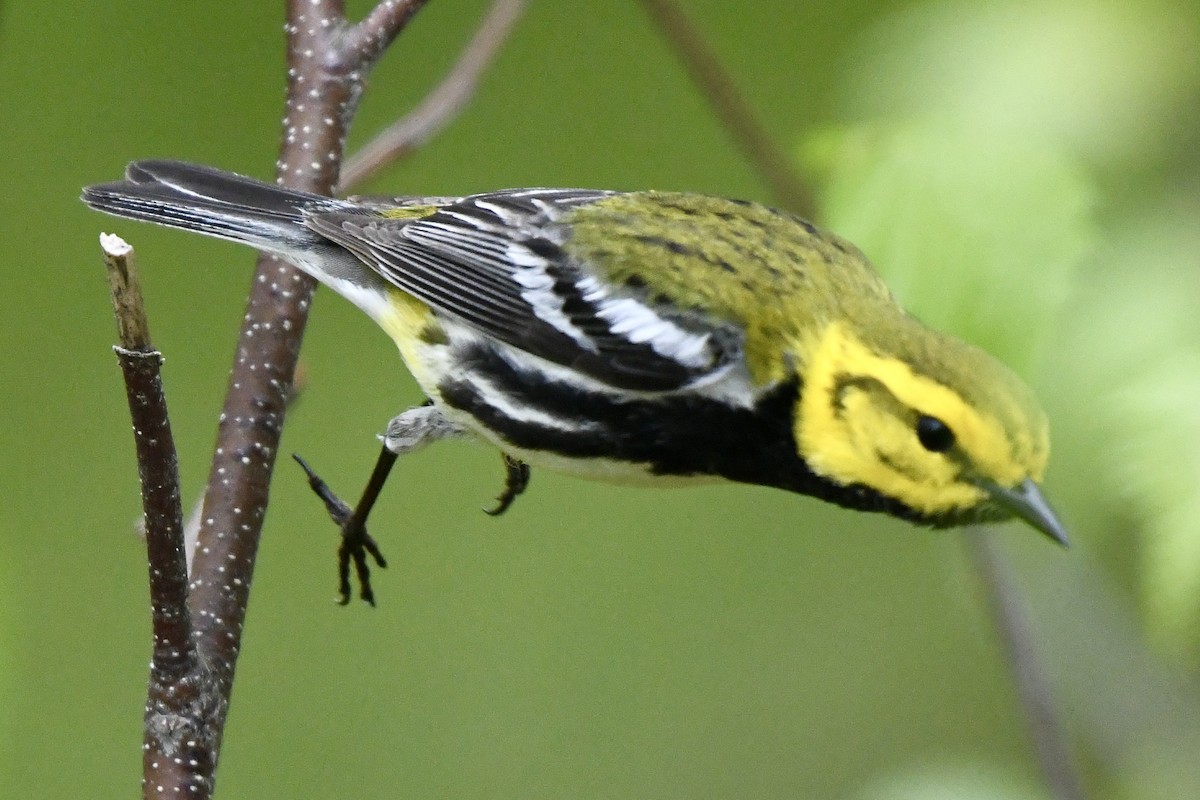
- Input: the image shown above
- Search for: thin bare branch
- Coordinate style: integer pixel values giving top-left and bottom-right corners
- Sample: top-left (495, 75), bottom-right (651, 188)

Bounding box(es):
top-left (173, 363), bottom-right (308, 577)
top-left (966, 531), bottom-right (1089, 800)
top-left (637, 0), bottom-right (814, 217)
top-left (340, 0), bottom-right (528, 192)
top-left (100, 234), bottom-right (200, 796)
top-left (101, 234), bottom-right (192, 673)
top-left (156, 1), bottom-right (433, 796)
top-left (334, 0), bottom-right (431, 73)
top-left (102, 234), bottom-right (153, 348)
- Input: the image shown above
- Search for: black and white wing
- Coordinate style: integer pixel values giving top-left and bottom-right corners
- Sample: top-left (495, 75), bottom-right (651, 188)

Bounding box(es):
top-left (305, 189), bottom-right (742, 392)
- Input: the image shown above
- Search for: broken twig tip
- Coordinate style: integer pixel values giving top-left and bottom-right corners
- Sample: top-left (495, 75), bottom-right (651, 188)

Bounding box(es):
top-left (100, 232), bottom-right (133, 257)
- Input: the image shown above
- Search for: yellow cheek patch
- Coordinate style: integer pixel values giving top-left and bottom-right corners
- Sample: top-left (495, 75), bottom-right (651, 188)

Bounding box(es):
top-left (796, 322), bottom-right (1024, 516)
top-left (837, 388), bottom-right (958, 484)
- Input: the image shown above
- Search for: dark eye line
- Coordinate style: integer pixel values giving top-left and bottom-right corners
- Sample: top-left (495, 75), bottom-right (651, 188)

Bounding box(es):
top-left (832, 374), bottom-right (885, 417)
top-left (916, 414), bottom-right (956, 453)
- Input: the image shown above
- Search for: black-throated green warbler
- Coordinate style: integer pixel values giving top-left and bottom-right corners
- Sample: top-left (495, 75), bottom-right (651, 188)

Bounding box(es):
top-left (83, 160), bottom-right (1067, 548)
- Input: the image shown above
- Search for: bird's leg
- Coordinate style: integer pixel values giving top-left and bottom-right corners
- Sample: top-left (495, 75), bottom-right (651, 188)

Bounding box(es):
top-left (293, 450), bottom-right (393, 606)
top-left (295, 403), bottom-right (465, 605)
top-left (484, 453), bottom-right (531, 516)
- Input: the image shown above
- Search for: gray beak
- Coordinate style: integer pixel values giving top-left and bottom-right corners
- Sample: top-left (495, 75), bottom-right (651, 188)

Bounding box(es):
top-left (981, 478), bottom-right (1070, 547)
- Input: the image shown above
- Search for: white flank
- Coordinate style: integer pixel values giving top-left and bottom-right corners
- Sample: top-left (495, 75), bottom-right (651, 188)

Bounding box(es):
top-left (289, 252), bottom-right (394, 324)
top-left (464, 370), bottom-right (595, 433)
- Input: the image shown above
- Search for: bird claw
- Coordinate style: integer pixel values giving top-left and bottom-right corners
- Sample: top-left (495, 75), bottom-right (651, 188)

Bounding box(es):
top-left (293, 447), bottom-right (526, 604)
top-left (293, 453), bottom-right (387, 606)
top-left (484, 453), bottom-right (531, 516)
top-left (335, 519), bottom-right (387, 607)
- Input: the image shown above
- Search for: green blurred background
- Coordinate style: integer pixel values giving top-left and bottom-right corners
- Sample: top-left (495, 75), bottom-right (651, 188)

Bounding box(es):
top-left (3, 0), bottom-right (1199, 797)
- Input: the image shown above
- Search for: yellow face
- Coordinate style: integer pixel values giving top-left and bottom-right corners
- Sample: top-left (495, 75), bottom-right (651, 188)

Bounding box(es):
top-left (794, 320), bottom-right (1051, 525)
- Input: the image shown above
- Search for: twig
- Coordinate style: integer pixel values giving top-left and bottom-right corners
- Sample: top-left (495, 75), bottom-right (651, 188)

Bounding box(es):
top-left (636, 0), bottom-right (814, 217)
top-left (340, 0), bottom-right (528, 192)
top-left (99, 234), bottom-right (199, 795)
top-left (966, 531), bottom-right (1088, 800)
top-left (103, 235), bottom-right (154, 350)
top-left (188, 0), bottom-right (431, 676)
top-left (127, 2), bottom-right (434, 797)
top-left (333, 0), bottom-right (431, 72)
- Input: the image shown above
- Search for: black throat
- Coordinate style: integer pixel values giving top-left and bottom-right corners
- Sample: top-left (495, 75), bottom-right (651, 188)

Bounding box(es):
top-left (437, 341), bottom-right (923, 523)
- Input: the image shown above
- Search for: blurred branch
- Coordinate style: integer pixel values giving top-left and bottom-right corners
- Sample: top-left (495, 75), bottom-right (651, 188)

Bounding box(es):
top-left (634, 8), bottom-right (1085, 795)
top-left (966, 531), bottom-right (1089, 800)
top-left (340, 0), bottom-right (527, 192)
top-left (99, 234), bottom-right (198, 797)
top-left (636, 0), bottom-right (814, 216)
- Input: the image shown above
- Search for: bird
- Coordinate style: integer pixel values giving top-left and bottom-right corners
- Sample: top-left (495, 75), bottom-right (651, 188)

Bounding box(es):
top-left (83, 160), bottom-right (1067, 599)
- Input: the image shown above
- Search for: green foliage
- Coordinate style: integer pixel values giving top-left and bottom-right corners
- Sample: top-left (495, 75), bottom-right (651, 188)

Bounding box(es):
top-left (1093, 214), bottom-right (1200, 648)
top-left (806, 0), bottom-right (1200, 657)
top-left (805, 120), bottom-right (1092, 372)
top-left (799, 0), bottom-right (1200, 791)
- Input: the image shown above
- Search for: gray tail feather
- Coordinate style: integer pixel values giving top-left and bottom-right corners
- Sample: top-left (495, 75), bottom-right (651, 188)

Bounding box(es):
top-left (81, 160), bottom-right (344, 250)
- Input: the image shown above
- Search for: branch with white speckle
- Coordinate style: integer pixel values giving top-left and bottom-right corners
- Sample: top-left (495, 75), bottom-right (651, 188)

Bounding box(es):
top-left (98, 234), bottom-right (207, 797)
top-left (122, 2), bottom-right (441, 797)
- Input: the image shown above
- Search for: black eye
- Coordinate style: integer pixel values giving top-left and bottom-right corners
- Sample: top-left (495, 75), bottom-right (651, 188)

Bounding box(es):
top-left (916, 415), bottom-right (955, 453)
